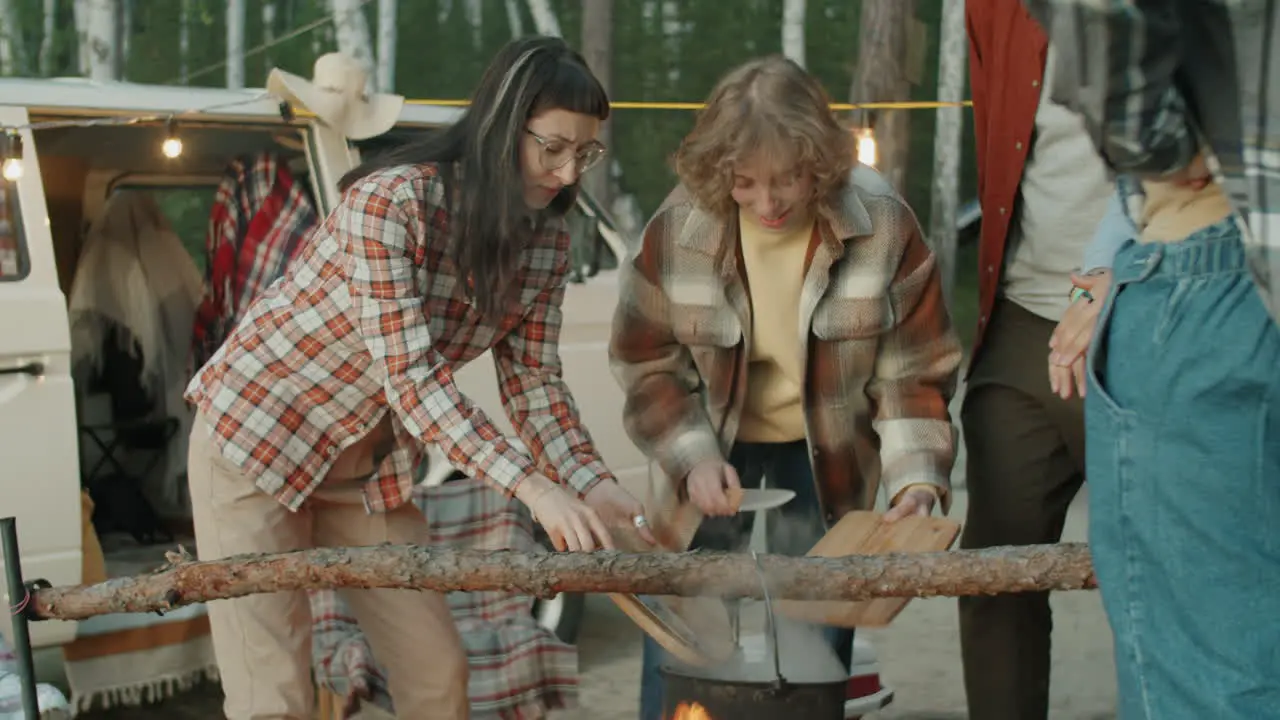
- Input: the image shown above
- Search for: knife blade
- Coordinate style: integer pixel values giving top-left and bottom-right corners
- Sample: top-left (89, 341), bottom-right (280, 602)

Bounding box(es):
top-left (731, 488), bottom-right (796, 513)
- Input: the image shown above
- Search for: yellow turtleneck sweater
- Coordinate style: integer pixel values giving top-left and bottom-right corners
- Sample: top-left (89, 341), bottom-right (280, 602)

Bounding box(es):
top-left (735, 209), bottom-right (814, 443)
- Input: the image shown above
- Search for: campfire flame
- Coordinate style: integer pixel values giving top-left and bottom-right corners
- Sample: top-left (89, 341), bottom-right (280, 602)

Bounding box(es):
top-left (669, 702), bottom-right (713, 720)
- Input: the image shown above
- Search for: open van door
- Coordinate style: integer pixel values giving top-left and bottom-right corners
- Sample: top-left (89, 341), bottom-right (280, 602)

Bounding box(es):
top-left (0, 108), bottom-right (83, 648)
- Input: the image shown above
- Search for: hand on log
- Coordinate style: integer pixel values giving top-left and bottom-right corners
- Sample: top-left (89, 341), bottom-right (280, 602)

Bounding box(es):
top-left (29, 543), bottom-right (1096, 622)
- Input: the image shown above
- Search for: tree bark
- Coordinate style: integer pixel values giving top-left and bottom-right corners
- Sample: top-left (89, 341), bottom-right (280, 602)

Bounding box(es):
top-left (178, 0), bottom-right (190, 83)
top-left (225, 0), bottom-right (245, 88)
top-left (505, 0), bottom-right (525, 37)
top-left (0, 0), bottom-right (23, 77)
top-left (376, 0), bottom-right (397, 91)
top-left (76, 0), bottom-right (118, 82)
top-left (580, 0), bottom-right (613, 207)
top-left (262, 1), bottom-right (278, 73)
top-left (464, 0), bottom-right (483, 50)
top-left (30, 543), bottom-right (1096, 622)
top-left (849, 0), bottom-right (914, 193)
top-left (39, 0), bottom-right (55, 76)
top-left (929, 0), bottom-right (966, 306)
top-left (330, 0), bottom-right (375, 91)
top-left (525, 0), bottom-right (562, 37)
top-left (781, 0), bottom-right (805, 68)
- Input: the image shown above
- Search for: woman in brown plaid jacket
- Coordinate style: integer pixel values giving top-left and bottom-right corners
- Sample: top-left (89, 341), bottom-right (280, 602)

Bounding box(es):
top-left (609, 56), bottom-right (963, 720)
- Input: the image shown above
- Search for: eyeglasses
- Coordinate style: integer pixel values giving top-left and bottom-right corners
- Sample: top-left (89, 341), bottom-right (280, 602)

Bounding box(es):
top-left (525, 128), bottom-right (607, 174)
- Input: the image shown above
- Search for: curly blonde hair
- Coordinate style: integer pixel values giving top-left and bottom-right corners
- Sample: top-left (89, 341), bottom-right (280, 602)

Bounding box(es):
top-left (674, 55), bottom-right (854, 219)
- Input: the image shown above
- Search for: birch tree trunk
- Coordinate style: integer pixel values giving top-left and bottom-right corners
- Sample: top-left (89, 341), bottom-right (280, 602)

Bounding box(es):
top-left (525, 0), bottom-right (562, 37)
top-left (0, 0), bottom-right (24, 76)
top-left (329, 0), bottom-right (374, 90)
top-left (178, 0), bottom-right (190, 83)
top-left (528, 0), bottom-right (641, 237)
top-left (505, 0), bottom-right (525, 37)
top-left (465, 0), bottom-right (483, 50)
top-left (781, 0), bottom-right (806, 68)
top-left (119, 0), bottom-right (132, 73)
top-left (581, 0), bottom-right (613, 207)
top-left (226, 0), bottom-right (245, 88)
top-left (77, 0), bottom-right (119, 81)
top-left (74, 0), bottom-right (85, 74)
top-left (376, 0), bottom-right (397, 91)
top-left (849, 0), bottom-right (914, 193)
top-left (660, 1), bottom-right (679, 84)
top-left (38, 0), bottom-right (55, 76)
top-left (929, 0), bottom-right (966, 304)
top-left (262, 1), bottom-right (278, 71)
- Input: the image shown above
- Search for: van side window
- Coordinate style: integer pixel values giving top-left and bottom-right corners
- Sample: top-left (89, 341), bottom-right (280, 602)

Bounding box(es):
top-left (564, 199), bottom-right (618, 283)
top-left (0, 182), bottom-right (29, 280)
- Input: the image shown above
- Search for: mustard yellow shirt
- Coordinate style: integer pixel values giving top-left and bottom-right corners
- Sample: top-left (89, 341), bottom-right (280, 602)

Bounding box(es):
top-left (736, 209), bottom-right (814, 443)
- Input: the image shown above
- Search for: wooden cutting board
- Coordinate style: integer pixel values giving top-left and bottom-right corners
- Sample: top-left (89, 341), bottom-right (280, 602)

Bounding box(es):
top-left (774, 510), bottom-right (961, 628)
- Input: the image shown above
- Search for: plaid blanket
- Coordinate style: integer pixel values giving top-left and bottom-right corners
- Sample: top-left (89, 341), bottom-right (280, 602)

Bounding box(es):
top-left (310, 478), bottom-right (578, 718)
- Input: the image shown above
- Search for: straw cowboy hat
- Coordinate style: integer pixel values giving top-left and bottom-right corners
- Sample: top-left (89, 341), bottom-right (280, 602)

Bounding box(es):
top-left (266, 52), bottom-right (404, 140)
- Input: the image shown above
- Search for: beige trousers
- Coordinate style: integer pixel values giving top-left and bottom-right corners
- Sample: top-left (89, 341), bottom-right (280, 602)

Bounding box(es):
top-left (188, 415), bottom-right (469, 719)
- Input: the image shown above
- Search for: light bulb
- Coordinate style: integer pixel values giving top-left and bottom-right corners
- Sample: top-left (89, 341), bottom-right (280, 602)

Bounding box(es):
top-left (2, 131), bottom-right (23, 181)
top-left (1, 157), bottom-right (22, 181)
top-left (162, 136), bottom-right (183, 158)
top-left (161, 117), bottom-right (183, 159)
top-left (856, 128), bottom-right (878, 167)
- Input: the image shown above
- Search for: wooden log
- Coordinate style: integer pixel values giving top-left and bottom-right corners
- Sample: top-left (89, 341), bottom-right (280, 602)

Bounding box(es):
top-left (29, 543), bottom-right (1097, 622)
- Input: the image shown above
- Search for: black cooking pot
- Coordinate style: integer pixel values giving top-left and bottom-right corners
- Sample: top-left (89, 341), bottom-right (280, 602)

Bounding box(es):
top-left (659, 551), bottom-right (847, 720)
top-left (660, 663), bottom-right (846, 719)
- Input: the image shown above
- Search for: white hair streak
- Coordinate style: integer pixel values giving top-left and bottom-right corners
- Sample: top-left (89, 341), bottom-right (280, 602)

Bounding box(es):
top-left (478, 46), bottom-right (541, 142)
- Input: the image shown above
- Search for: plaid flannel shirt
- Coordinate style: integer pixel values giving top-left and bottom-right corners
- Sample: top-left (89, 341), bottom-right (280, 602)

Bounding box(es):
top-left (1025, 0), bottom-right (1280, 323)
top-left (610, 167), bottom-right (962, 522)
top-left (185, 163), bottom-right (613, 512)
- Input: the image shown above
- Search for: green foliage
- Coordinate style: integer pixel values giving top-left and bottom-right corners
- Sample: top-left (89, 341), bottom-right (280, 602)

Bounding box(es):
top-left (152, 187), bottom-right (216, 274)
top-left (3, 0), bottom-right (980, 338)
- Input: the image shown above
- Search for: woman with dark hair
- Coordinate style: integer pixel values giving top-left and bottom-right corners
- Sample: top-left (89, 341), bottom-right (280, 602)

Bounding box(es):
top-left (184, 36), bottom-right (649, 719)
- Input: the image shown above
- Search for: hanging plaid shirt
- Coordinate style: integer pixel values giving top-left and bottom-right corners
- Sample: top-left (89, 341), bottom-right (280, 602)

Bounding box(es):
top-left (191, 153), bottom-right (319, 369)
top-left (1025, 0), bottom-right (1280, 323)
top-left (185, 162), bottom-right (613, 512)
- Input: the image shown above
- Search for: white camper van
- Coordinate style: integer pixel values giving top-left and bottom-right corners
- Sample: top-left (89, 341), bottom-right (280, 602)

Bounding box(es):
top-left (0, 77), bottom-right (644, 650)
top-left (0, 77), bottom-right (891, 718)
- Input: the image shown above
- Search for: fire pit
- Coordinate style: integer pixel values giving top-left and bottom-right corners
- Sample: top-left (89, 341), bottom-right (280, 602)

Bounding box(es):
top-left (659, 553), bottom-right (847, 720)
top-left (660, 662), bottom-right (846, 719)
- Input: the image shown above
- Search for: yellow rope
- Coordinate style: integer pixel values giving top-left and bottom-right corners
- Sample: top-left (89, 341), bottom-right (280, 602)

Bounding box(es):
top-left (404, 98), bottom-right (972, 111)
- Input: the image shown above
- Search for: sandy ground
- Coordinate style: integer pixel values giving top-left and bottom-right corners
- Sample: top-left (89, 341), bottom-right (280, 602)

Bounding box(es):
top-left (39, 394), bottom-right (1119, 720)
top-left (30, 488), bottom-right (1117, 720)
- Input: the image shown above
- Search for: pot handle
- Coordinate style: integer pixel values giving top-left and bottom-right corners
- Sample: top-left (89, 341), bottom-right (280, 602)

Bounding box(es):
top-left (750, 550), bottom-right (786, 688)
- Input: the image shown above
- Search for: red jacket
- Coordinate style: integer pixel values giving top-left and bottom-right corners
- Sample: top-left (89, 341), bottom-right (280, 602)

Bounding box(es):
top-left (966, 0), bottom-right (1048, 365)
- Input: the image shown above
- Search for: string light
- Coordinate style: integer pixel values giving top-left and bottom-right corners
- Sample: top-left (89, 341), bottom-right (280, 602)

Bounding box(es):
top-left (1, 131), bottom-right (22, 181)
top-left (161, 117), bottom-right (183, 158)
top-left (0, 87), bottom-right (943, 180)
top-left (0, 93), bottom-right (267, 179)
top-left (856, 127), bottom-right (878, 167)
